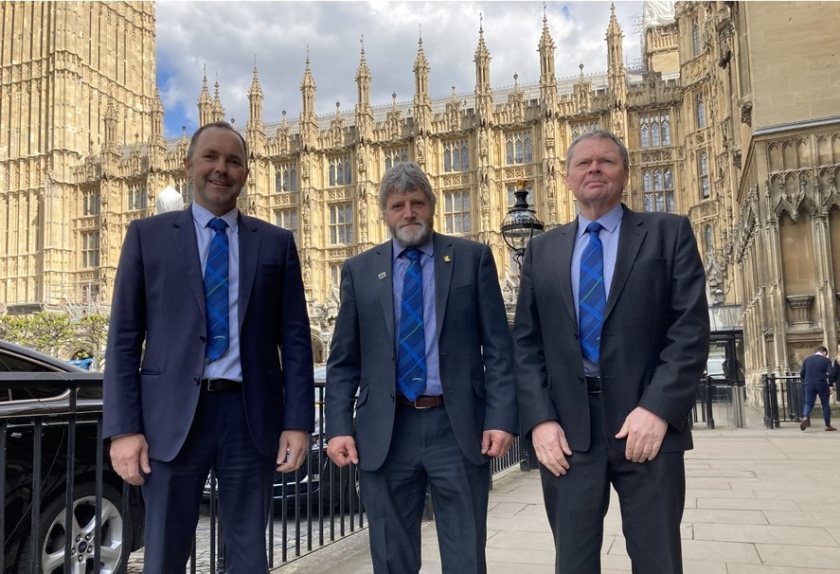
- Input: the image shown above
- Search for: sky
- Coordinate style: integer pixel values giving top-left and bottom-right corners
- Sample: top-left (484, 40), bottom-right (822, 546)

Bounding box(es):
top-left (155, 1), bottom-right (648, 139)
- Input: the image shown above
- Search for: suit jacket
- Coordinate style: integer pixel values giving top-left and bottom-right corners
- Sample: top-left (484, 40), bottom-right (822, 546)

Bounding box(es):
top-left (513, 206), bottom-right (709, 453)
top-left (103, 208), bottom-right (314, 462)
top-left (800, 353), bottom-right (832, 386)
top-left (325, 232), bottom-right (517, 471)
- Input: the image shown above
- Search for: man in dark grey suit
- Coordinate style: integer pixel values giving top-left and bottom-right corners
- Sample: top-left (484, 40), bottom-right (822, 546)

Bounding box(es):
top-left (326, 161), bottom-right (517, 573)
top-left (513, 130), bottom-right (709, 573)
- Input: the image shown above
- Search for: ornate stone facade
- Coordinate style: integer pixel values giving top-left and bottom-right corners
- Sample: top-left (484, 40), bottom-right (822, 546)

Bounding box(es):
top-left (2, 2), bottom-right (840, 391)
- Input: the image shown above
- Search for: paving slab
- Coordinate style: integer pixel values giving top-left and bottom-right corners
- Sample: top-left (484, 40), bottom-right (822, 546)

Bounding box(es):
top-left (271, 409), bottom-right (840, 573)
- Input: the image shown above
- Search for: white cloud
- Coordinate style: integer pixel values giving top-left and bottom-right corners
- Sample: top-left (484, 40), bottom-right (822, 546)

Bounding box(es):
top-left (155, 1), bottom-right (644, 138)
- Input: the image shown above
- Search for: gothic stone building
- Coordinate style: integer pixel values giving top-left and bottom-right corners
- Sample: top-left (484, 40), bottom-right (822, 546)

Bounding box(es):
top-left (2, 1), bottom-right (840, 393)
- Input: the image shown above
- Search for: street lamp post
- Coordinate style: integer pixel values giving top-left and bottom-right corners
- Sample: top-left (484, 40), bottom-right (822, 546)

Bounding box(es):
top-left (501, 180), bottom-right (545, 267)
top-left (500, 179), bottom-right (544, 472)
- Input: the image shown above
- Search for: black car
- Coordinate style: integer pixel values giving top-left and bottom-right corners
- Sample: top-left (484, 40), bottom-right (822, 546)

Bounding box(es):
top-left (0, 340), bottom-right (144, 574)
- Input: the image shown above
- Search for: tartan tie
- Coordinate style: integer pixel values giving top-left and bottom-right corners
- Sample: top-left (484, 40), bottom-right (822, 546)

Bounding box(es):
top-left (204, 218), bottom-right (230, 361)
top-left (579, 222), bottom-right (606, 364)
top-left (397, 248), bottom-right (426, 401)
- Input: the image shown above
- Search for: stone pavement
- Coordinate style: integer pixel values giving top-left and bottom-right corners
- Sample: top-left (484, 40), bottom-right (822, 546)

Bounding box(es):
top-left (276, 411), bottom-right (840, 574)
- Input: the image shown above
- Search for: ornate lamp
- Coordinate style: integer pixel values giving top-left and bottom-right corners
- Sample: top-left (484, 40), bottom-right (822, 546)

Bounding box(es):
top-left (501, 179), bottom-right (544, 266)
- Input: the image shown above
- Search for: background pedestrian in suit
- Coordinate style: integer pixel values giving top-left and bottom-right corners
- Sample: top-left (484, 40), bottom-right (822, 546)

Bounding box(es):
top-left (799, 345), bottom-right (836, 431)
top-left (830, 344), bottom-right (840, 402)
top-left (325, 161), bottom-right (517, 573)
top-left (104, 121), bottom-right (314, 573)
top-left (513, 129), bottom-right (709, 573)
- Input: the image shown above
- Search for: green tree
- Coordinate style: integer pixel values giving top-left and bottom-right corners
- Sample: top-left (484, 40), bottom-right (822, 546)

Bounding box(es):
top-left (76, 314), bottom-right (110, 369)
top-left (29, 312), bottom-right (76, 357)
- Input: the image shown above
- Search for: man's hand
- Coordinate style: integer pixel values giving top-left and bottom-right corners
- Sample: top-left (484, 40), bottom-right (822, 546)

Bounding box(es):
top-left (326, 436), bottom-right (359, 467)
top-left (481, 429), bottom-right (513, 458)
top-left (276, 430), bottom-right (309, 473)
top-left (531, 421), bottom-right (573, 477)
top-left (614, 406), bottom-right (667, 463)
top-left (109, 433), bottom-right (151, 485)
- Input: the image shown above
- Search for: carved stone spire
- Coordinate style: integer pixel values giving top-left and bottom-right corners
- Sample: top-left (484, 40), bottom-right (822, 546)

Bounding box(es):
top-left (413, 28), bottom-right (432, 135)
top-left (355, 36), bottom-right (373, 142)
top-left (212, 75), bottom-right (225, 123)
top-left (470, 15), bottom-right (491, 124)
top-left (300, 48), bottom-right (318, 150)
top-left (538, 6), bottom-right (557, 115)
top-left (248, 64), bottom-right (264, 131)
top-left (197, 67), bottom-right (212, 126)
top-left (605, 3), bottom-right (627, 139)
top-left (151, 87), bottom-right (164, 140)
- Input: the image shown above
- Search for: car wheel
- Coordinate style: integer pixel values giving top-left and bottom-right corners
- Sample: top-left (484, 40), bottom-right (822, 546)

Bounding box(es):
top-left (18, 482), bottom-right (132, 574)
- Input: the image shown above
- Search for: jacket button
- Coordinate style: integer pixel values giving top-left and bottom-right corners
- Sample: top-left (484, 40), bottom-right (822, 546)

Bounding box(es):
top-left (199, 335), bottom-right (207, 342)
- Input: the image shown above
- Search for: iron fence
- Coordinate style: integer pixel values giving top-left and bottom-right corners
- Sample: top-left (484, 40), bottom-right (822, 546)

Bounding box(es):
top-left (691, 376), bottom-right (747, 429)
top-left (761, 374), bottom-right (804, 429)
top-left (0, 377), bottom-right (523, 573)
top-left (0, 374), bottom-right (144, 574)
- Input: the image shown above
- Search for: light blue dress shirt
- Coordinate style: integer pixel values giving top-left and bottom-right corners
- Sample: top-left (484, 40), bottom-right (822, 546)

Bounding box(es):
top-left (192, 203), bottom-right (242, 381)
top-left (570, 203), bottom-right (624, 376)
top-left (391, 236), bottom-right (442, 396)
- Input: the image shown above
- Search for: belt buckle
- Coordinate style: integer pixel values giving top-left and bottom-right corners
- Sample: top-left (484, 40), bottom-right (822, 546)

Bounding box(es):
top-left (412, 399), bottom-right (433, 410)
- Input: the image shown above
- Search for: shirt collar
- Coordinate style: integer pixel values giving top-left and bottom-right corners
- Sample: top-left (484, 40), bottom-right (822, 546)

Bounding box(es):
top-left (191, 202), bottom-right (239, 231)
top-left (391, 234), bottom-right (434, 262)
top-left (576, 203), bottom-right (623, 239)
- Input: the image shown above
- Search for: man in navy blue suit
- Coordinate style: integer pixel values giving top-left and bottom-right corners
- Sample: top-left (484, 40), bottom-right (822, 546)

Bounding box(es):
top-left (104, 121), bottom-right (314, 572)
top-left (799, 345), bottom-right (837, 431)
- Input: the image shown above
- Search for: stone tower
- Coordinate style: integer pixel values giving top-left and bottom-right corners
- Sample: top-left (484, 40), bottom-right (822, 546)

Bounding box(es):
top-left (0, 1), bottom-right (156, 311)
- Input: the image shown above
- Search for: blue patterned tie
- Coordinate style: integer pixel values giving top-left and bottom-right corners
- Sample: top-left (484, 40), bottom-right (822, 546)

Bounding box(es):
top-left (579, 222), bottom-right (606, 364)
top-left (204, 218), bottom-right (229, 361)
top-left (397, 248), bottom-right (426, 401)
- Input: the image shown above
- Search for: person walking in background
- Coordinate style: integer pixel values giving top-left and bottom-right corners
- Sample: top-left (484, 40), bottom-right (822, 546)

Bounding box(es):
top-left (104, 121), bottom-right (315, 572)
top-left (800, 345), bottom-right (836, 431)
top-left (830, 343), bottom-right (840, 402)
top-left (513, 129), bottom-right (709, 573)
top-left (326, 161), bottom-right (518, 573)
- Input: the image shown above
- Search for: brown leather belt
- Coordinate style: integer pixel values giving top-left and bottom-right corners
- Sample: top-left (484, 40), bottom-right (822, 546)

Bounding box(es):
top-left (201, 378), bottom-right (242, 392)
top-left (396, 394), bottom-right (445, 409)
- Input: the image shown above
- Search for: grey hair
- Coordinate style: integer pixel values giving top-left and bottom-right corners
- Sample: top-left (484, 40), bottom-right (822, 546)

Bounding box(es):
top-left (378, 161), bottom-right (436, 212)
top-left (566, 129), bottom-right (629, 171)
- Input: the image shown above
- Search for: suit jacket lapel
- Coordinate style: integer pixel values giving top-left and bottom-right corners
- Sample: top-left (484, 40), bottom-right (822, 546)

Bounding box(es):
top-left (606, 207), bottom-right (646, 320)
top-left (433, 233), bottom-right (454, 338)
top-left (375, 241), bottom-right (395, 341)
top-left (238, 214), bottom-right (259, 330)
top-left (173, 209), bottom-right (206, 319)
top-left (554, 222), bottom-right (578, 323)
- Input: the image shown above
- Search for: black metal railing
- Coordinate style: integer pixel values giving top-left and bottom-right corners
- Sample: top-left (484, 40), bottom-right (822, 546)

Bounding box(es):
top-left (691, 376), bottom-right (747, 429)
top-left (0, 373), bottom-right (144, 574)
top-left (761, 374), bottom-right (804, 429)
top-left (0, 376), bottom-right (522, 573)
top-left (200, 383), bottom-right (524, 572)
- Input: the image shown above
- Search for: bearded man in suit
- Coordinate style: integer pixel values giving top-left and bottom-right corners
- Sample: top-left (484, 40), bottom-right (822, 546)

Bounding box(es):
top-left (326, 161), bottom-right (517, 573)
top-left (513, 129), bottom-right (709, 573)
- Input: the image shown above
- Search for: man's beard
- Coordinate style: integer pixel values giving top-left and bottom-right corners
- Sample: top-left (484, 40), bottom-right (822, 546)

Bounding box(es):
top-left (392, 220), bottom-right (432, 247)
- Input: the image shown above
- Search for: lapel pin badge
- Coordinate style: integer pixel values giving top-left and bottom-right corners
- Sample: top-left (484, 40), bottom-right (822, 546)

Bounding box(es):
top-left (378, 272), bottom-right (387, 280)
top-left (443, 255), bottom-right (452, 263)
